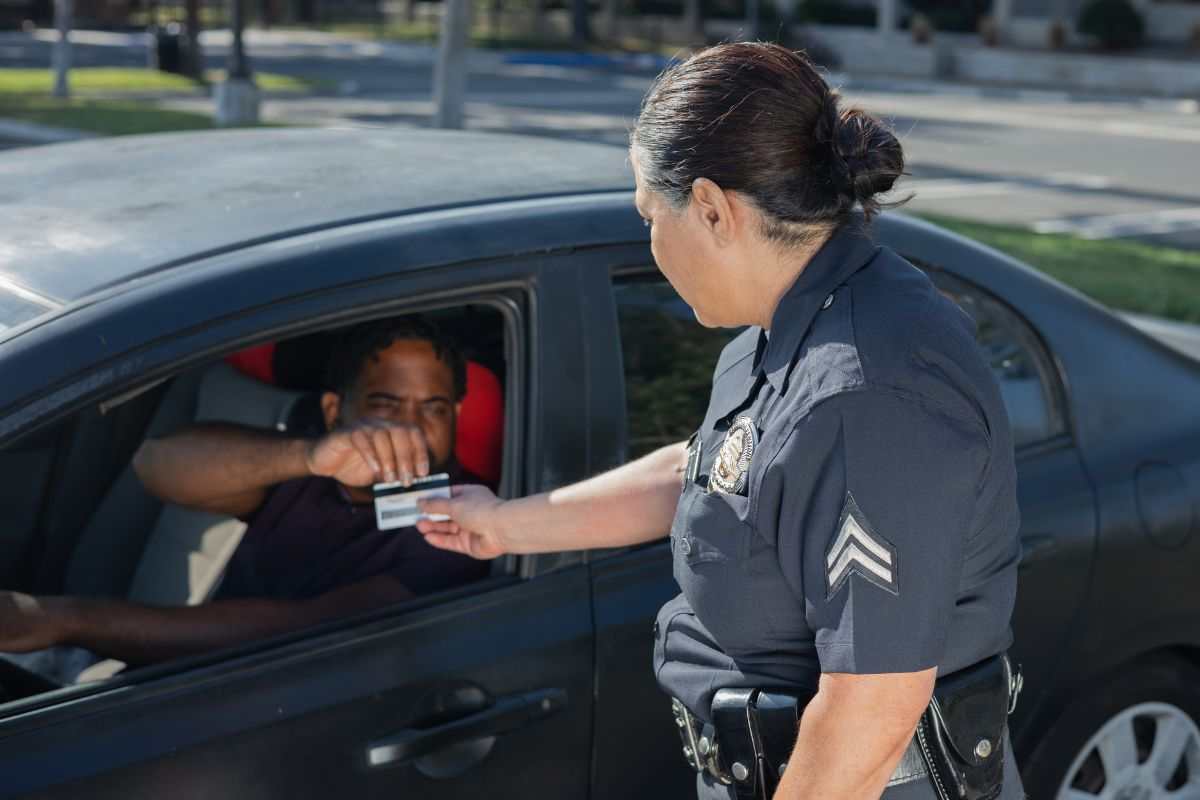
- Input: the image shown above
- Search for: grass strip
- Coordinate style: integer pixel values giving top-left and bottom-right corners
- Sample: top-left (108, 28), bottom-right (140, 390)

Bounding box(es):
top-left (917, 213), bottom-right (1200, 324)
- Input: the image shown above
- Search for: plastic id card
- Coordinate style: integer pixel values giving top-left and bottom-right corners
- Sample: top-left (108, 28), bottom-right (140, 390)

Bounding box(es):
top-left (372, 472), bottom-right (452, 531)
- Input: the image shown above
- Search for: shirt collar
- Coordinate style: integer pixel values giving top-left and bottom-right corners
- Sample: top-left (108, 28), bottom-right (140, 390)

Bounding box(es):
top-left (754, 224), bottom-right (880, 393)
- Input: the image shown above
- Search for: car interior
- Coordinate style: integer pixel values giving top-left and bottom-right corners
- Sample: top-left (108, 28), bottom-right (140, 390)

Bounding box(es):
top-left (0, 304), bottom-right (510, 705)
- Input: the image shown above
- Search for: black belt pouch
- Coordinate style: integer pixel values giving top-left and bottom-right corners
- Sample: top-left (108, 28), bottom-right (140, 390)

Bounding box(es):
top-left (916, 655), bottom-right (1010, 800)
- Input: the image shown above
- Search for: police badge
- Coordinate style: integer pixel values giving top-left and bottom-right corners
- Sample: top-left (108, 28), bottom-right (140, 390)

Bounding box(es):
top-left (709, 416), bottom-right (757, 495)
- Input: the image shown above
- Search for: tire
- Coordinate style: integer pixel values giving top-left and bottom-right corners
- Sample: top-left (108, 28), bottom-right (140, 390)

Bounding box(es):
top-left (1022, 654), bottom-right (1200, 800)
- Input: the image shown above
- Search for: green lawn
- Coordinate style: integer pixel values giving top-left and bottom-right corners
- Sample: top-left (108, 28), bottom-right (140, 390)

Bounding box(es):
top-left (918, 214), bottom-right (1200, 324)
top-left (0, 96), bottom-right (224, 136)
top-left (0, 67), bottom-right (312, 136)
top-left (0, 67), bottom-right (320, 94)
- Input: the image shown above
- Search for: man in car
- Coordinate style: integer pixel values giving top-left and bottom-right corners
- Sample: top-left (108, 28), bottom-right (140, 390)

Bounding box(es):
top-left (0, 316), bottom-right (490, 671)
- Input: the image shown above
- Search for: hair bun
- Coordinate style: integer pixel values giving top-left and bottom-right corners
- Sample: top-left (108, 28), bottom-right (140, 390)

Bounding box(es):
top-left (827, 103), bottom-right (905, 219)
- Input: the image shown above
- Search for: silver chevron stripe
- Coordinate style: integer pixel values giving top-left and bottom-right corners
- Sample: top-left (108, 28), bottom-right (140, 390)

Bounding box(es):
top-left (825, 505), bottom-right (899, 596)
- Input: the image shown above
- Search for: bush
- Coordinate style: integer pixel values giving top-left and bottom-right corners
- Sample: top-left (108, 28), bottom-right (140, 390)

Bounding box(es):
top-left (1077, 0), bottom-right (1144, 50)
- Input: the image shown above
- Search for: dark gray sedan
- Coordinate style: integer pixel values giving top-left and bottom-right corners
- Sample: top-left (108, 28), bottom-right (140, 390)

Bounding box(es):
top-left (0, 128), bottom-right (1198, 800)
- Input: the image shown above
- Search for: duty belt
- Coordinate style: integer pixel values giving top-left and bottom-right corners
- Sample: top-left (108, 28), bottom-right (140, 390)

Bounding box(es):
top-left (671, 693), bottom-right (927, 800)
top-left (671, 654), bottom-right (1022, 800)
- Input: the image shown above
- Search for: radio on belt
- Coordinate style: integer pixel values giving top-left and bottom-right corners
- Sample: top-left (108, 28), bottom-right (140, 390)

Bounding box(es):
top-left (372, 473), bottom-right (452, 530)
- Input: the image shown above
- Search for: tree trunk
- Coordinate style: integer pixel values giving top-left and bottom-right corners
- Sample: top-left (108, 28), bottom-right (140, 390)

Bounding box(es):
top-left (571, 0), bottom-right (590, 45)
top-left (183, 0), bottom-right (204, 80)
top-left (52, 0), bottom-right (72, 99)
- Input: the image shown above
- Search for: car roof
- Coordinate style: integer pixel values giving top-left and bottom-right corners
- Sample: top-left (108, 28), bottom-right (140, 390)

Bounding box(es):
top-left (0, 127), bottom-right (633, 328)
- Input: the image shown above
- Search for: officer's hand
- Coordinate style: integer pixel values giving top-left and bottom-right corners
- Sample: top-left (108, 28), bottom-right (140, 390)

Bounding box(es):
top-left (416, 485), bottom-right (507, 560)
top-left (306, 420), bottom-right (431, 487)
top-left (0, 591), bottom-right (64, 653)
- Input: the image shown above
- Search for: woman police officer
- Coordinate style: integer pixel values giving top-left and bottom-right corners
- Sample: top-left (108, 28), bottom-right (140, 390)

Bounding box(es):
top-left (418, 42), bottom-right (1024, 800)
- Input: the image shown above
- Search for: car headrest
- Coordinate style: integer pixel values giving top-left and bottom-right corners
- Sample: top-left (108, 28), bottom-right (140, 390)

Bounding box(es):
top-left (225, 346), bottom-right (504, 487)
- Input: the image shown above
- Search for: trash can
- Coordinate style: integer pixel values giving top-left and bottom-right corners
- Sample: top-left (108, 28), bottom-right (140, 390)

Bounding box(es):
top-left (152, 22), bottom-right (184, 74)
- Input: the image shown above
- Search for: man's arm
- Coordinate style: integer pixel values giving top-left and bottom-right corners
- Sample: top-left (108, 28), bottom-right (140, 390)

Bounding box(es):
top-left (133, 423), bottom-right (309, 517)
top-left (134, 419), bottom-right (435, 518)
top-left (776, 670), bottom-right (935, 799)
top-left (417, 440), bottom-right (688, 558)
top-left (0, 575), bottom-right (413, 666)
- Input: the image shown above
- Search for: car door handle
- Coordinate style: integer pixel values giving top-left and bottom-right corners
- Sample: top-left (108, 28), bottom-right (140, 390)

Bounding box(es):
top-left (366, 687), bottom-right (567, 768)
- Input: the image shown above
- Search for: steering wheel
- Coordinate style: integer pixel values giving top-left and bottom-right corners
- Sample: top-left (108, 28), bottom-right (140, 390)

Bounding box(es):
top-left (0, 656), bottom-right (64, 703)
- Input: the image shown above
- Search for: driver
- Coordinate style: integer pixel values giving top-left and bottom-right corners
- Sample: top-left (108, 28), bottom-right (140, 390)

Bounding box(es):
top-left (0, 316), bottom-right (490, 675)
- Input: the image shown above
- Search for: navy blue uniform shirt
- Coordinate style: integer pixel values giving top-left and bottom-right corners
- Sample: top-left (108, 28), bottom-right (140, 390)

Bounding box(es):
top-left (652, 223), bottom-right (1024, 799)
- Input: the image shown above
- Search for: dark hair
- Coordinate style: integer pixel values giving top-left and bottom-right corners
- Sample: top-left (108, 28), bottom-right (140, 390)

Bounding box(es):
top-left (323, 315), bottom-right (467, 402)
top-left (631, 42), bottom-right (907, 239)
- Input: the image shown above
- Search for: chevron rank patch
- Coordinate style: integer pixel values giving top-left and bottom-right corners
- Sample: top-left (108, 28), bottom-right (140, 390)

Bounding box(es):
top-left (825, 493), bottom-right (899, 599)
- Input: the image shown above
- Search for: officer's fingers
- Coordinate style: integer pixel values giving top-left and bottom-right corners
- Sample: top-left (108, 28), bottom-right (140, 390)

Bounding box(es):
top-left (419, 530), bottom-right (470, 555)
top-left (349, 429), bottom-right (383, 478)
top-left (418, 496), bottom-right (453, 518)
top-left (416, 518), bottom-right (460, 536)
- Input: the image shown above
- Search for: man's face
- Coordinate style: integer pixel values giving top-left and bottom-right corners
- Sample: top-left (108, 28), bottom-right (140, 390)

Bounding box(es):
top-left (323, 339), bottom-right (461, 473)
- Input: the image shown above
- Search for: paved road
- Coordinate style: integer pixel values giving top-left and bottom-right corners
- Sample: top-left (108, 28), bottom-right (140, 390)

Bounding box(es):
top-left (4, 29), bottom-right (1200, 247)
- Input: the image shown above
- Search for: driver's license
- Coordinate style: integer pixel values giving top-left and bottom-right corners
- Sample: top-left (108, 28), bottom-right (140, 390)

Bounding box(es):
top-left (372, 473), bottom-right (451, 531)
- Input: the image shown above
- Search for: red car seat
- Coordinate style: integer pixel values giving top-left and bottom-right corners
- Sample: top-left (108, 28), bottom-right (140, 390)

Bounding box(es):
top-left (224, 345), bottom-right (504, 487)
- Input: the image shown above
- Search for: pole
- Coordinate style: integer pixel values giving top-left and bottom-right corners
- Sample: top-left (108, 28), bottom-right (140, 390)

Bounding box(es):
top-left (433, 0), bottom-right (470, 129)
top-left (52, 0), bottom-right (72, 98)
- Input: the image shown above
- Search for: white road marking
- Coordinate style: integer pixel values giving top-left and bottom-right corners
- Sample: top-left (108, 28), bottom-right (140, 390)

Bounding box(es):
top-left (904, 179), bottom-right (1023, 200)
top-left (1033, 206), bottom-right (1200, 239)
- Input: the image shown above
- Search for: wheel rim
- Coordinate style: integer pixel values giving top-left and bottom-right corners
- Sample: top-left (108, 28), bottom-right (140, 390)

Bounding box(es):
top-left (1056, 701), bottom-right (1200, 800)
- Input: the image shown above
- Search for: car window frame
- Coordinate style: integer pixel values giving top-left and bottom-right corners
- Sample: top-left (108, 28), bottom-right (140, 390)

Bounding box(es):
top-left (912, 260), bottom-right (1073, 458)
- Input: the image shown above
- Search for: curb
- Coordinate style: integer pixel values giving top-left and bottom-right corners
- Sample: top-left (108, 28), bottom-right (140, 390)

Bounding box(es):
top-left (500, 50), bottom-right (678, 72)
top-left (0, 118), bottom-right (93, 145)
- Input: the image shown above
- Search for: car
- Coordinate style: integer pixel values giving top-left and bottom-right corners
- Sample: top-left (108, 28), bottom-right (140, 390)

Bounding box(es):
top-left (0, 127), bottom-right (1198, 800)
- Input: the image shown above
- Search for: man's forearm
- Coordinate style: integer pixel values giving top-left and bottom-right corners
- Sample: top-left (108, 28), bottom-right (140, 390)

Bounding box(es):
top-left (495, 441), bottom-right (687, 554)
top-left (134, 423), bottom-right (311, 509)
top-left (775, 671), bottom-right (934, 799)
top-left (47, 575), bottom-right (412, 665)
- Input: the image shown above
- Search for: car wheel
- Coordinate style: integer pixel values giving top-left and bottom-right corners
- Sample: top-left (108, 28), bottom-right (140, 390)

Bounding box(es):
top-left (1024, 656), bottom-right (1200, 800)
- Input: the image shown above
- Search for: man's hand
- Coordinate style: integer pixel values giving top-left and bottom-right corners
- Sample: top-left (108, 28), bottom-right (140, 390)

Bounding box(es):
top-left (306, 420), bottom-right (431, 487)
top-left (416, 485), bottom-right (507, 559)
top-left (0, 592), bottom-right (69, 653)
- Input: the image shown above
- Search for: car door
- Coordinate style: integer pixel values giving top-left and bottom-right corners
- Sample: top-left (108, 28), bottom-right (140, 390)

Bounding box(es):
top-left (583, 259), bottom-right (735, 800)
top-left (0, 249), bottom-right (597, 800)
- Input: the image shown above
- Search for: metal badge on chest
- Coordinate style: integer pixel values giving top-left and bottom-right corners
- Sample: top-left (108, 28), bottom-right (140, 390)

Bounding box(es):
top-left (710, 416), bottom-right (757, 495)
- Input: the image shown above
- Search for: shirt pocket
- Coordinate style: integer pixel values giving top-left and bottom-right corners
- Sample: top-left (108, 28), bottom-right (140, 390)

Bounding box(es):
top-left (680, 488), bottom-right (753, 566)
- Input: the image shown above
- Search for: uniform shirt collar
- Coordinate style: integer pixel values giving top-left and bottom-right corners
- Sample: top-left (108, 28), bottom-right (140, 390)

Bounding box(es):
top-left (753, 224), bottom-right (880, 393)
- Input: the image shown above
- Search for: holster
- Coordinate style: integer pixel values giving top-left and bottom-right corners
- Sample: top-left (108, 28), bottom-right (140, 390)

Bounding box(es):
top-left (915, 654), bottom-right (1022, 800)
top-left (711, 688), bottom-right (814, 800)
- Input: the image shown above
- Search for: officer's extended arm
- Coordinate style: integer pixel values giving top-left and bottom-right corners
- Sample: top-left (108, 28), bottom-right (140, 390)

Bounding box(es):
top-left (417, 440), bottom-right (687, 558)
top-left (776, 669), bottom-right (936, 799)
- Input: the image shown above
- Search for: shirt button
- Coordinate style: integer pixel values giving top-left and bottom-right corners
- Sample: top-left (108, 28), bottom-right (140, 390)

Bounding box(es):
top-left (822, 294), bottom-right (834, 309)
top-left (679, 537), bottom-right (693, 556)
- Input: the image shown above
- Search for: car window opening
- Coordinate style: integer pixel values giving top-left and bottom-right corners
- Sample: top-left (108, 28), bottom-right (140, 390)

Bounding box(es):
top-left (0, 303), bottom-right (514, 710)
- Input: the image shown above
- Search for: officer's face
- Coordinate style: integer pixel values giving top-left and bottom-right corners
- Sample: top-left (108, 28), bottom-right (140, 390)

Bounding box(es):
top-left (631, 150), bottom-right (754, 328)
top-left (632, 151), bottom-right (728, 327)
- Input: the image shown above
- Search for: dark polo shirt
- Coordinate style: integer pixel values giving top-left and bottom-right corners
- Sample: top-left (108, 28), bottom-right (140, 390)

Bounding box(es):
top-left (215, 471), bottom-right (489, 601)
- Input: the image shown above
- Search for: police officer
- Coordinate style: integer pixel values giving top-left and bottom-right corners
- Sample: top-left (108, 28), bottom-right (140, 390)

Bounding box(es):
top-left (418, 42), bottom-right (1024, 800)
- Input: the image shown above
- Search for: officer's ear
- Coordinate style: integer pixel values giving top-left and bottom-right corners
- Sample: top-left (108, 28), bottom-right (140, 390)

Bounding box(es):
top-left (690, 178), bottom-right (739, 246)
